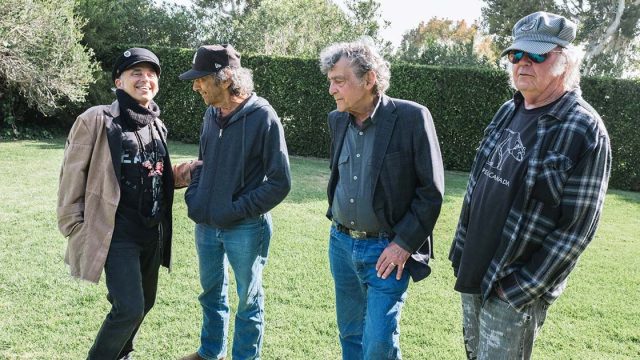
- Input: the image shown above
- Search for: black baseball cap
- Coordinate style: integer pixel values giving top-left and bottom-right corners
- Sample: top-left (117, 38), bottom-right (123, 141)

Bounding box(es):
top-left (112, 48), bottom-right (161, 81)
top-left (179, 44), bottom-right (241, 80)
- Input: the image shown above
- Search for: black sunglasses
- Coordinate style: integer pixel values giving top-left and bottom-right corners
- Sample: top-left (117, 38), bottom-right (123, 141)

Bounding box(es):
top-left (508, 50), bottom-right (563, 64)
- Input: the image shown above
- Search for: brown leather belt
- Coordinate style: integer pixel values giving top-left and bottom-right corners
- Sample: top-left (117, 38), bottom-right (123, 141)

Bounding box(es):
top-left (332, 220), bottom-right (390, 240)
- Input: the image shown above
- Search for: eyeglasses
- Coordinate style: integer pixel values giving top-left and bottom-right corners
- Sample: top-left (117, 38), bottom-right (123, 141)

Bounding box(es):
top-left (507, 50), bottom-right (563, 64)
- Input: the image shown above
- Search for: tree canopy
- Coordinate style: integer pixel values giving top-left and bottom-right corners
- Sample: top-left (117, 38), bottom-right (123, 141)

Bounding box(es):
top-left (396, 18), bottom-right (495, 67)
top-left (0, 0), bottom-right (97, 118)
top-left (76, 0), bottom-right (201, 64)
top-left (481, 0), bottom-right (640, 77)
top-left (344, 0), bottom-right (392, 53)
top-left (227, 0), bottom-right (356, 57)
top-left (192, 0), bottom-right (391, 57)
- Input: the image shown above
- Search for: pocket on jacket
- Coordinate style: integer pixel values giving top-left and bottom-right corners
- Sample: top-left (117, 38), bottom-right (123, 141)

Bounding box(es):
top-left (66, 222), bottom-right (85, 259)
top-left (186, 194), bottom-right (207, 225)
top-left (531, 151), bottom-right (574, 207)
top-left (57, 202), bottom-right (85, 237)
top-left (69, 221), bottom-right (84, 237)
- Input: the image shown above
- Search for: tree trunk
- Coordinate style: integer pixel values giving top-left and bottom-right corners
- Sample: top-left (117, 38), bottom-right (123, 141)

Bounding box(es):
top-left (582, 0), bottom-right (626, 74)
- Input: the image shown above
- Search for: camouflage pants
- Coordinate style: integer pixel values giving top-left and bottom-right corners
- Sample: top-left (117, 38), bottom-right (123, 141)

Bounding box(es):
top-left (460, 293), bottom-right (548, 360)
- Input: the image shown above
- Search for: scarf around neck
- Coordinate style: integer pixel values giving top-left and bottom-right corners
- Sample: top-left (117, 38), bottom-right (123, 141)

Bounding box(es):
top-left (116, 89), bottom-right (161, 130)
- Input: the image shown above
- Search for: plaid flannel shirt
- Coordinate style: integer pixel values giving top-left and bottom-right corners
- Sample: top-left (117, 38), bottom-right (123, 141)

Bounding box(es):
top-left (449, 89), bottom-right (611, 311)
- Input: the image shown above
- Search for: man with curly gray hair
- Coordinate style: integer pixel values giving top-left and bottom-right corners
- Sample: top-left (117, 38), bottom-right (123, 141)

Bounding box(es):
top-left (320, 39), bottom-right (444, 359)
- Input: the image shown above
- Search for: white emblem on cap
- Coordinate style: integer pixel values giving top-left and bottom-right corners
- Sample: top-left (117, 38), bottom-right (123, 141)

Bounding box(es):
top-left (192, 52), bottom-right (197, 64)
top-left (215, 63), bottom-right (221, 69)
top-left (124, 50), bottom-right (131, 57)
top-left (520, 19), bottom-right (537, 32)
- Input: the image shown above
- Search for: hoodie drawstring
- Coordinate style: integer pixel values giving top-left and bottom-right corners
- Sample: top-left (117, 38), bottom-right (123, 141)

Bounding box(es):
top-left (241, 114), bottom-right (246, 188)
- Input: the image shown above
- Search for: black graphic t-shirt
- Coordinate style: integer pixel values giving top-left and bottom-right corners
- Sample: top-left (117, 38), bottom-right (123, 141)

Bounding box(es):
top-left (454, 100), bottom-right (556, 294)
top-left (113, 123), bottom-right (167, 242)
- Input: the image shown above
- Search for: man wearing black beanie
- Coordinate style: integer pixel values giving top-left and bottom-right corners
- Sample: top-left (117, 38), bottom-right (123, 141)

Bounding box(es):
top-left (57, 47), bottom-right (196, 360)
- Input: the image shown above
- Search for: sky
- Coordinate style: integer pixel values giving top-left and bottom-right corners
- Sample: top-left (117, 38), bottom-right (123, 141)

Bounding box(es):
top-left (341, 0), bottom-right (484, 47)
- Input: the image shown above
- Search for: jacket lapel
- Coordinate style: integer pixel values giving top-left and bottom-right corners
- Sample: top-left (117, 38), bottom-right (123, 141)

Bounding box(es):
top-left (370, 95), bottom-right (398, 188)
top-left (106, 101), bottom-right (123, 181)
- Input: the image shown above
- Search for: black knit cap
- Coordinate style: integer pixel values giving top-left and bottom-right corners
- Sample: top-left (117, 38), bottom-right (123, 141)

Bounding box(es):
top-left (178, 44), bottom-right (241, 80)
top-left (112, 47), bottom-right (161, 81)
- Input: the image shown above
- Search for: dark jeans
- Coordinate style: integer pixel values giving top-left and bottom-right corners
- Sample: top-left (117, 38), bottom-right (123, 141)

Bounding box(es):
top-left (87, 236), bottom-right (162, 360)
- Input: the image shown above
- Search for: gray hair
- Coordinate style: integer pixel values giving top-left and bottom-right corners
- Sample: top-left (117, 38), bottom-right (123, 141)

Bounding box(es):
top-left (319, 39), bottom-right (390, 95)
top-left (509, 45), bottom-right (582, 91)
top-left (553, 45), bottom-right (582, 90)
top-left (214, 66), bottom-right (254, 96)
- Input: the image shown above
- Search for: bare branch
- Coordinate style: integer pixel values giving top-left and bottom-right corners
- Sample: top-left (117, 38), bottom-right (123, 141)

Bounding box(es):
top-left (583, 0), bottom-right (626, 72)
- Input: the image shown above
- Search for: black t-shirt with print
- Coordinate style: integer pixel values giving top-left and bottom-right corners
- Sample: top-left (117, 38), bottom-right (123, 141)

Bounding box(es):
top-left (113, 121), bottom-right (167, 243)
top-left (454, 100), bottom-right (558, 294)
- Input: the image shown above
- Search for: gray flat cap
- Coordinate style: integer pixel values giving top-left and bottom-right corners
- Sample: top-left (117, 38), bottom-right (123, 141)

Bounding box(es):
top-left (501, 11), bottom-right (577, 57)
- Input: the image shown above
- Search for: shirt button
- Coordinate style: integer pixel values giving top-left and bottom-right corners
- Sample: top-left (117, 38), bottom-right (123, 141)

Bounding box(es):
top-left (353, 176), bottom-right (358, 180)
top-left (349, 198), bottom-right (354, 203)
top-left (359, 131), bottom-right (363, 136)
top-left (356, 153), bottom-right (360, 158)
top-left (350, 221), bottom-right (355, 226)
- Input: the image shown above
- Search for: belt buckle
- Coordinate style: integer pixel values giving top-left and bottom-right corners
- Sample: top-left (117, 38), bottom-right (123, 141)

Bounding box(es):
top-left (350, 230), bottom-right (368, 239)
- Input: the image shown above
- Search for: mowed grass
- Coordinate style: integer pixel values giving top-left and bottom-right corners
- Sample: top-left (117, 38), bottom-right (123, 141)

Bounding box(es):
top-left (0, 138), bottom-right (638, 359)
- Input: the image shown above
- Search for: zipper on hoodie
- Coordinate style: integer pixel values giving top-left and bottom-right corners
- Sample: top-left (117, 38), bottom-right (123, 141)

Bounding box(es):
top-left (219, 128), bottom-right (223, 138)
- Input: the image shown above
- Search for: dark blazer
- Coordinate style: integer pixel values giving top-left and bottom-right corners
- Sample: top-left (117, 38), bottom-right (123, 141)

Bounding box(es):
top-left (327, 95), bottom-right (444, 282)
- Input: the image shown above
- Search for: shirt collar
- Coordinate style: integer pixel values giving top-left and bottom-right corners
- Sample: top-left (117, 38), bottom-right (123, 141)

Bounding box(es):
top-left (370, 95), bottom-right (382, 123)
top-left (349, 95), bottom-right (382, 129)
top-left (513, 89), bottom-right (581, 121)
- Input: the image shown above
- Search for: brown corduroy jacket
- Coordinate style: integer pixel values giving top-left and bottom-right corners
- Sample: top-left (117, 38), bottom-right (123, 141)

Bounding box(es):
top-left (57, 101), bottom-right (194, 283)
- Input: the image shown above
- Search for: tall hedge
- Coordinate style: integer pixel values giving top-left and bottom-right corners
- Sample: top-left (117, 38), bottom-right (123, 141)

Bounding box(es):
top-left (104, 46), bottom-right (639, 191)
top-left (580, 77), bottom-right (640, 192)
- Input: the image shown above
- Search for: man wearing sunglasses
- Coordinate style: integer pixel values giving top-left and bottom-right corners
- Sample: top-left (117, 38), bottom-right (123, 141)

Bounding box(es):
top-left (449, 11), bottom-right (611, 359)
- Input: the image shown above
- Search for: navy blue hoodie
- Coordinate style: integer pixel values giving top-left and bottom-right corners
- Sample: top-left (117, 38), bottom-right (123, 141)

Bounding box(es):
top-left (185, 93), bottom-right (291, 227)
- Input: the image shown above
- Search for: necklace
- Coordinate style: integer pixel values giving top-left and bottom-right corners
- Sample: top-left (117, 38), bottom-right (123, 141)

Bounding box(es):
top-left (133, 125), bottom-right (163, 217)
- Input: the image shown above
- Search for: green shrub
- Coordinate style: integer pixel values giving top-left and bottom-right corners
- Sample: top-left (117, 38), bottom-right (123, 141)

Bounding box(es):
top-left (389, 64), bottom-right (512, 171)
top-left (581, 77), bottom-right (640, 191)
top-left (86, 46), bottom-right (640, 191)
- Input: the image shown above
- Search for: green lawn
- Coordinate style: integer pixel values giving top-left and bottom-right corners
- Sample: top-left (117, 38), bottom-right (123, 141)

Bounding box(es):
top-left (0, 138), bottom-right (638, 359)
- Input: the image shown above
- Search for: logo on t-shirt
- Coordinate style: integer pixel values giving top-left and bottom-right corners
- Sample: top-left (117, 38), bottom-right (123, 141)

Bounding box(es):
top-left (487, 129), bottom-right (526, 171)
top-left (481, 129), bottom-right (528, 188)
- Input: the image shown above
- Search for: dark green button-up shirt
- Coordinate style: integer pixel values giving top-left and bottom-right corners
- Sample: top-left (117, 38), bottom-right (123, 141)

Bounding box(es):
top-left (331, 98), bottom-right (382, 232)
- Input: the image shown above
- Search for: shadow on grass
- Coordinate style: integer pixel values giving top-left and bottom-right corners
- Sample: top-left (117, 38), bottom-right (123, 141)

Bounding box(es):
top-left (285, 156), bottom-right (330, 204)
top-left (31, 143), bottom-right (65, 150)
top-left (167, 140), bottom-right (200, 158)
top-left (22, 137), bottom-right (199, 157)
top-left (27, 138), bottom-right (639, 205)
top-left (607, 188), bottom-right (640, 205)
top-left (443, 170), bottom-right (469, 199)
top-left (19, 138), bottom-right (65, 150)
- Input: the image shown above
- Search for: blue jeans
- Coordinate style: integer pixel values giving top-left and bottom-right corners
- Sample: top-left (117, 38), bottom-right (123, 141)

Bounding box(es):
top-left (88, 238), bottom-right (162, 360)
top-left (461, 293), bottom-right (549, 360)
top-left (195, 214), bottom-right (272, 360)
top-left (329, 226), bottom-right (409, 360)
